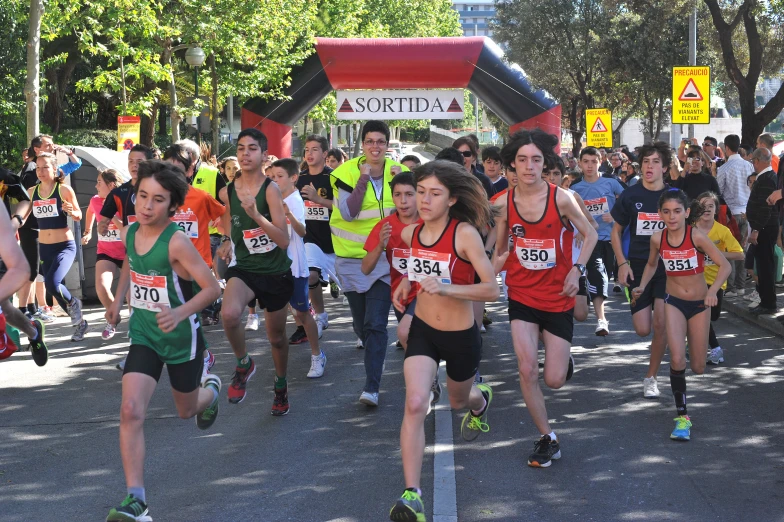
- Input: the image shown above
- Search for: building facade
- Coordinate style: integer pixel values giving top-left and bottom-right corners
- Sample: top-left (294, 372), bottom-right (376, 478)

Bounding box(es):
top-left (452, 1), bottom-right (496, 37)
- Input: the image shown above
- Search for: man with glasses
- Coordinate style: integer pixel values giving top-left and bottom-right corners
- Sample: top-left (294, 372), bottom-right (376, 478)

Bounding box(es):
top-left (717, 134), bottom-right (752, 297)
top-left (330, 120), bottom-right (406, 406)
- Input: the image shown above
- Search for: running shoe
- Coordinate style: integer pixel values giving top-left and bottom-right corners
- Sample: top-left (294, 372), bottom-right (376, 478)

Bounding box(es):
top-left (106, 494), bottom-right (151, 522)
top-left (389, 489), bottom-right (426, 522)
top-left (33, 307), bottom-right (55, 324)
top-left (204, 349), bottom-right (215, 371)
top-left (566, 355), bottom-right (574, 381)
top-left (670, 415), bottom-right (692, 441)
top-left (67, 298), bottom-right (84, 326)
top-left (102, 322), bottom-right (117, 340)
top-left (307, 351), bottom-right (327, 378)
top-left (71, 319), bottom-right (89, 342)
top-left (289, 325), bottom-right (308, 345)
top-left (595, 319), bottom-right (609, 336)
top-left (707, 347), bottom-right (725, 365)
top-left (396, 340), bottom-right (404, 350)
top-left (482, 309), bottom-right (492, 326)
top-left (271, 385), bottom-right (289, 416)
top-left (643, 376), bottom-right (660, 398)
top-left (49, 305), bottom-right (69, 318)
top-left (196, 374), bottom-right (221, 430)
top-left (245, 313), bottom-right (259, 331)
top-left (431, 375), bottom-right (442, 406)
top-left (356, 337), bottom-right (364, 350)
top-left (29, 319), bottom-right (48, 367)
top-left (116, 358), bottom-right (126, 371)
top-left (317, 312), bottom-right (329, 330)
top-left (329, 281), bottom-right (339, 298)
top-left (744, 290), bottom-right (760, 301)
top-left (201, 314), bottom-right (220, 326)
top-left (460, 383), bottom-right (492, 441)
top-left (480, 324), bottom-right (486, 334)
top-left (359, 391), bottom-right (379, 406)
top-left (316, 320), bottom-right (324, 340)
top-left (612, 283), bottom-right (622, 293)
top-left (527, 434), bottom-right (561, 468)
top-left (474, 370), bottom-right (484, 385)
top-left (228, 358), bottom-right (256, 404)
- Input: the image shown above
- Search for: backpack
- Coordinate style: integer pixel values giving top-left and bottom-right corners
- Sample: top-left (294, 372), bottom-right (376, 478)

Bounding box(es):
top-left (717, 204), bottom-right (742, 243)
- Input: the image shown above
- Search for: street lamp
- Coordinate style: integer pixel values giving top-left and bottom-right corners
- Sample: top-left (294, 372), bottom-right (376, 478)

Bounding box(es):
top-left (185, 46), bottom-right (206, 144)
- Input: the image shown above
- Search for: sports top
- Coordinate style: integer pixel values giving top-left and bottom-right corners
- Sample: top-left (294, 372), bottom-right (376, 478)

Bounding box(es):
top-left (505, 183), bottom-right (575, 312)
top-left (659, 226), bottom-right (704, 277)
top-left (32, 182), bottom-right (68, 230)
top-left (570, 176), bottom-right (624, 241)
top-left (610, 182), bottom-right (668, 260)
top-left (363, 212), bottom-right (422, 305)
top-left (296, 166), bottom-right (334, 253)
top-left (127, 222), bottom-right (205, 364)
top-left (89, 195), bottom-right (125, 259)
top-left (409, 218), bottom-right (475, 286)
top-left (228, 178), bottom-right (292, 275)
top-left (100, 180), bottom-right (136, 225)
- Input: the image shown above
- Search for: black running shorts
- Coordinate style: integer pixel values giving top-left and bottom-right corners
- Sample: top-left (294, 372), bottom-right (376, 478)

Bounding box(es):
top-left (123, 344), bottom-right (204, 394)
top-left (405, 315), bottom-right (481, 383)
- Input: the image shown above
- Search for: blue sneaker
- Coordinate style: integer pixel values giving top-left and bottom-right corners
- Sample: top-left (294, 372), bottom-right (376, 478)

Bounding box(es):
top-left (670, 416), bottom-right (692, 441)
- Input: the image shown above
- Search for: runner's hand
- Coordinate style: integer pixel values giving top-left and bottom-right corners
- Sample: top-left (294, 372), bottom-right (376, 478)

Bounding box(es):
top-left (61, 201), bottom-right (74, 216)
top-left (111, 216), bottom-right (123, 229)
top-left (81, 232), bottom-right (91, 245)
top-left (392, 278), bottom-right (411, 313)
top-left (574, 233), bottom-right (584, 249)
top-left (601, 213), bottom-right (613, 223)
top-left (559, 269), bottom-right (579, 297)
top-left (419, 276), bottom-right (445, 296)
top-left (156, 305), bottom-right (182, 333)
top-left (105, 305), bottom-right (121, 327)
top-left (630, 287), bottom-right (643, 306)
top-left (301, 183), bottom-right (317, 201)
top-left (217, 240), bottom-right (233, 263)
top-left (390, 166), bottom-right (402, 176)
top-left (493, 251), bottom-right (510, 274)
top-left (379, 222), bottom-right (392, 249)
top-left (618, 263), bottom-right (633, 287)
top-left (704, 290), bottom-right (718, 308)
top-left (240, 193), bottom-right (260, 220)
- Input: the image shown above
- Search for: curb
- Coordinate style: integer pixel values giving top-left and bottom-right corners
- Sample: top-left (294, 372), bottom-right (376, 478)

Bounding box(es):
top-left (722, 295), bottom-right (784, 338)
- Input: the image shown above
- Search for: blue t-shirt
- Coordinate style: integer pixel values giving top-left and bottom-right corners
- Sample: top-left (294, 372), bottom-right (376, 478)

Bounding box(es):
top-left (611, 182), bottom-right (669, 260)
top-left (571, 176), bottom-right (624, 241)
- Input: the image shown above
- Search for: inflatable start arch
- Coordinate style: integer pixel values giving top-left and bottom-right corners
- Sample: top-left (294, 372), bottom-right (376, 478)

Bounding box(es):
top-left (242, 37), bottom-right (561, 157)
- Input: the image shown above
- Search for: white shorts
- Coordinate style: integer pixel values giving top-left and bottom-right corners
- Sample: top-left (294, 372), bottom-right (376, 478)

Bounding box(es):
top-left (305, 243), bottom-right (339, 288)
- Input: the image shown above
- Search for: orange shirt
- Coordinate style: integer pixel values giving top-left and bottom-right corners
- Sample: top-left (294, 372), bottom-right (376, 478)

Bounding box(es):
top-left (772, 154), bottom-right (780, 176)
top-left (173, 186), bottom-right (225, 266)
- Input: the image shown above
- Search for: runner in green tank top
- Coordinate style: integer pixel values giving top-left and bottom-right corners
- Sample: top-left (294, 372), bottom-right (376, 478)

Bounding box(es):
top-left (216, 129), bottom-right (295, 415)
top-left (104, 160), bottom-right (222, 522)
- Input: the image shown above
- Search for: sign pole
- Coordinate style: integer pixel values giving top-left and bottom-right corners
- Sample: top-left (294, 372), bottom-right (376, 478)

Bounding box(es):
top-left (688, 4), bottom-right (697, 140)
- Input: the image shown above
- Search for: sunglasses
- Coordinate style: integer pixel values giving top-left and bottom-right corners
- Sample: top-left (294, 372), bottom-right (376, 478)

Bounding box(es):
top-left (461, 150), bottom-right (474, 158)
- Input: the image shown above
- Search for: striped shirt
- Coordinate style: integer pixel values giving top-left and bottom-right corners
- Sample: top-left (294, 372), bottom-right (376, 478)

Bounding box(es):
top-left (717, 154), bottom-right (753, 214)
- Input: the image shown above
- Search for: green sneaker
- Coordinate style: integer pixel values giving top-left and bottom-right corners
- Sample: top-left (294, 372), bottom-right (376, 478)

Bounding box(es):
top-left (670, 415), bottom-right (692, 441)
top-left (29, 319), bottom-right (48, 367)
top-left (196, 374), bottom-right (221, 430)
top-left (460, 383), bottom-right (492, 441)
top-left (389, 489), bottom-right (426, 522)
top-left (106, 494), bottom-right (151, 521)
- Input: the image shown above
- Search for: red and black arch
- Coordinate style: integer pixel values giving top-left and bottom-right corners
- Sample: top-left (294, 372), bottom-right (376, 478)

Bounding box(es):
top-left (242, 37), bottom-right (561, 158)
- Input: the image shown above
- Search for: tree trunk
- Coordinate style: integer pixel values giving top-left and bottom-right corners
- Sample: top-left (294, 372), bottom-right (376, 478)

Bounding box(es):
top-left (209, 54), bottom-right (220, 157)
top-left (159, 40), bottom-right (180, 143)
top-left (158, 105), bottom-right (167, 135)
top-left (303, 114), bottom-right (309, 136)
top-left (42, 54), bottom-right (79, 136)
top-left (568, 97), bottom-right (582, 157)
top-left (24, 0), bottom-right (44, 143)
top-left (353, 123), bottom-right (362, 158)
top-left (140, 109), bottom-right (156, 147)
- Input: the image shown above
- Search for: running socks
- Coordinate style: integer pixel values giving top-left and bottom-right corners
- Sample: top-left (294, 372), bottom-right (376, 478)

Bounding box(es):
top-left (670, 367), bottom-right (687, 416)
top-left (471, 390), bottom-right (488, 416)
top-left (237, 354), bottom-right (251, 370)
top-left (274, 375), bottom-right (287, 390)
top-left (547, 431), bottom-right (557, 442)
top-left (128, 487), bottom-right (146, 503)
top-left (27, 303), bottom-right (36, 315)
top-left (406, 487), bottom-right (422, 497)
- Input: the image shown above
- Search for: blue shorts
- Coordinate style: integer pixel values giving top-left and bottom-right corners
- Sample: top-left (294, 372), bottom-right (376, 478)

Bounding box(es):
top-left (289, 276), bottom-right (310, 312)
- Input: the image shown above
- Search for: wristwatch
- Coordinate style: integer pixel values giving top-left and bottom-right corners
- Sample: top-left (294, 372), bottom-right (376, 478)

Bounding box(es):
top-left (573, 263), bottom-right (587, 276)
top-left (220, 235), bottom-right (231, 243)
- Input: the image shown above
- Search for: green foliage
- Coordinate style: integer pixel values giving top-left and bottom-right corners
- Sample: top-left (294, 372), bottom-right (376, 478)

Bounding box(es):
top-left (0, 0), bottom-right (28, 168)
top-left (55, 128), bottom-right (118, 149)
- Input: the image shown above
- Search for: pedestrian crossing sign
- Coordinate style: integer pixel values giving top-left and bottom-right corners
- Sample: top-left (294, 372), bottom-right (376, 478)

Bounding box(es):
top-left (586, 109), bottom-right (612, 148)
top-left (672, 66), bottom-right (710, 124)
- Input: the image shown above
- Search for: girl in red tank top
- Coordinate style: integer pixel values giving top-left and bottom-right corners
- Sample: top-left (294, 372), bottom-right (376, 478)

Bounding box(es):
top-left (389, 161), bottom-right (499, 521)
top-left (631, 189), bottom-right (731, 442)
top-left (506, 183), bottom-right (575, 312)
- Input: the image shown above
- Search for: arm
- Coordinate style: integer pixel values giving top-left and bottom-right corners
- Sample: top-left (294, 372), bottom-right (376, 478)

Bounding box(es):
top-left (285, 203), bottom-right (307, 238)
top-left (572, 192), bottom-right (599, 231)
top-left (631, 232), bottom-right (662, 301)
top-left (419, 223), bottom-right (499, 302)
top-left (0, 205), bottom-right (30, 302)
top-left (105, 228), bottom-right (132, 325)
top-left (98, 193), bottom-right (119, 235)
top-left (491, 198), bottom-right (511, 274)
top-left (82, 204), bottom-right (95, 244)
top-left (216, 186), bottom-right (233, 263)
top-left (558, 188), bottom-right (598, 296)
top-left (391, 224), bottom-right (417, 312)
top-left (361, 222), bottom-right (390, 275)
top-left (10, 201), bottom-right (30, 231)
top-left (59, 185), bottom-right (82, 220)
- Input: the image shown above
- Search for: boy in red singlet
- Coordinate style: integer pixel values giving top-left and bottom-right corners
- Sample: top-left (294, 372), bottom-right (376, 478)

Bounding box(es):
top-left (494, 129), bottom-right (598, 468)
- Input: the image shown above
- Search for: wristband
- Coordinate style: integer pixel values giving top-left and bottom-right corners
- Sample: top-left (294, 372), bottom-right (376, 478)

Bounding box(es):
top-left (618, 260), bottom-right (629, 267)
top-left (220, 235), bottom-right (231, 243)
top-left (12, 215), bottom-right (23, 226)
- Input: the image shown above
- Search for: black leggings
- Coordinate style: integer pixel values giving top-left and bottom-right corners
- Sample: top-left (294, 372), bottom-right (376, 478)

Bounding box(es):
top-left (708, 289), bottom-right (724, 349)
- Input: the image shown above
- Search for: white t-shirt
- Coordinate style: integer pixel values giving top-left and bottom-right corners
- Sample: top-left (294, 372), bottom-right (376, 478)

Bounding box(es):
top-left (284, 191), bottom-right (309, 278)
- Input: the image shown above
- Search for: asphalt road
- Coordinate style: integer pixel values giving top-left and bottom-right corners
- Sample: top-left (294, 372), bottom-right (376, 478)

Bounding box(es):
top-left (1, 287), bottom-right (783, 521)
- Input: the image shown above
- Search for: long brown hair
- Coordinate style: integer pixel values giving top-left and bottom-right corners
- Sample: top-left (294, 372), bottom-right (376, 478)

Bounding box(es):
top-left (413, 160), bottom-right (493, 232)
top-left (99, 168), bottom-right (123, 188)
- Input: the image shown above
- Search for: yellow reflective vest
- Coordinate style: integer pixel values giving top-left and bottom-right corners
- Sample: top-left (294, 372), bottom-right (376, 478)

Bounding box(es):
top-left (329, 157), bottom-right (405, 259)
top-left (192, 164), bottom-right (220, 235)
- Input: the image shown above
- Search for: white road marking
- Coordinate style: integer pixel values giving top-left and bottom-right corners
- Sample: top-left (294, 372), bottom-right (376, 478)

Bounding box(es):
top-left (432, 363), bottom-right (458, 522)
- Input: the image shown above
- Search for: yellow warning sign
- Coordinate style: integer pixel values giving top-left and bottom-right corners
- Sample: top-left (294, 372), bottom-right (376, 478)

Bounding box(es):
top-left (586, 109), bottom-right (612, 148)
top-left (117, 116), bottom-right (141, 152)
top-left (672, 66), bottom-right (710, 124)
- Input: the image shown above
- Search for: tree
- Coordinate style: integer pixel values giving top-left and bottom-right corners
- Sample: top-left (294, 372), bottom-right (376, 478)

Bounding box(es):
top-left (25, 0), bottom-right (43, 143)
top-left (0, 0), bottom-right (28, 166)
top-left (703, 0), bottom-right (784, 144)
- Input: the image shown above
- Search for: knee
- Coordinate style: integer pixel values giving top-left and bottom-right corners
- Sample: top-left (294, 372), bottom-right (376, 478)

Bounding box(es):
top-left (120, 398), bottom-right (145, 425)
top-left (543, 372), bottom-right (566, 389)
top-left (634, 323), bottom-right (651, 337)
top-left (396, 325), bottom-right (409, 348)
top-left (267, 328), bottom-right (287, 348)
top-left (518, 361), bottom-right (539, 384)
top-left (405, 392), bottom-right (430, 418)
top-left (670, 354), bottom-right (687, 369)
top-left (221, 305), bottom-right (243, 327)
top-left (573, 307), bottom-right (588, 322)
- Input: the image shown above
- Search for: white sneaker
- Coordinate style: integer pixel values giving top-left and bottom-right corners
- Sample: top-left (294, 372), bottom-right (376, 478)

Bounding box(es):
top-left (102, 322), bottom-right (117, 340)
top-left (245, 313), bottom-right (259, 331)
top-left (707, 347), bottom-right (725, 365)
top-left (480, 324), bottom-right (486, 334)
top-left (317, 321), bottom-right (324, 339)
top-left (116, 357), bottom-right (126, 371)
top-left (744, 290), bottom-right (760, 301)
top-left (747, 295), bottom-right (761, 308)
top-left (356, 337), bottom-right (364, 349)
top-left (643, 376), bottom-right (660, 398)
top-left (307, 351), bottom-right (327, 378)
top-left (317, 312), bottom-right (329, 330)
top-left (595, 319), bottom-right (609, 336)
top-left (359, 391), bottom-right (379, 406)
